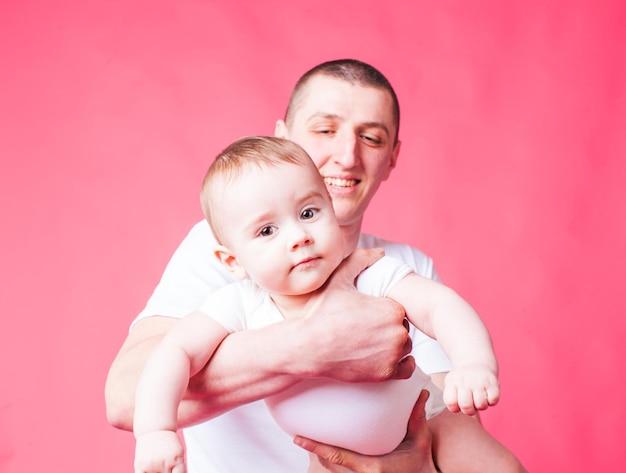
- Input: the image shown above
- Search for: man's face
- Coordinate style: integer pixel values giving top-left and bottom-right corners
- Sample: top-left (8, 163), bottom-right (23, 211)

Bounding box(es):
top-left (276, 75), bottom-right (401, 231)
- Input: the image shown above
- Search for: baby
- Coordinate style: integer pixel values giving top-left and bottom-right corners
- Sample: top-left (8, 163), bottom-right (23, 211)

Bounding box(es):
top-left (133, 136), bottom-right (500, 473)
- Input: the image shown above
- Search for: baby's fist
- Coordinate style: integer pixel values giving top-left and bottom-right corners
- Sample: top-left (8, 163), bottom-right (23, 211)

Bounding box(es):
top-left (443, 365), bottom-right (499, 415)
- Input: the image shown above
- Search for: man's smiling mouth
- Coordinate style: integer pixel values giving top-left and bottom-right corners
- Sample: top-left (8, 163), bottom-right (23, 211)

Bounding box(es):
top-left (324, 177), bottom-right (359, 187)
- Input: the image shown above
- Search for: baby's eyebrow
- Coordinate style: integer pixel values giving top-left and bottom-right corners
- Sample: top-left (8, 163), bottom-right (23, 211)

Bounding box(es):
top-left (242, 187), bottom-right (326, 234)
top-left (242, 209), bottom-right (276, 234)
top-left (295, 189), bottom-right (326, 204)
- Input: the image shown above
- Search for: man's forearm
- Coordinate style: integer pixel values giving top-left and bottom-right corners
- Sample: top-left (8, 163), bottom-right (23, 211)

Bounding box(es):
top-left (105, 315), bottom-right (306, 431)
top-left (105, 323), bottom-right (170, 431)
top-left (181, 318), bottom-right (307, 424)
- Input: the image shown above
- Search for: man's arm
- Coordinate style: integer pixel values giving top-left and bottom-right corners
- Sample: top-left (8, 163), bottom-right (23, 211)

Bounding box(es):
top-left (105, 248), bottom-right (413, 431)
top-left (106, 307), bottom-right (322, 431)
top-left (106, 315), bottom-right (177, 431)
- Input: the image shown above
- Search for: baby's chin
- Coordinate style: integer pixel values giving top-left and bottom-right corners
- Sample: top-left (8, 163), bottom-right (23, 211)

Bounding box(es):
top-left (286, 279), bottom-right (330, 296)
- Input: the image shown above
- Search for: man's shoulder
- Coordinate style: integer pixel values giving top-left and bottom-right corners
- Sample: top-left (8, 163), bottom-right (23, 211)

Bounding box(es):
top-left (357, 232), bottom-right (436, 279)
top-left (357, 232), bottom-right (431, 260)
top-left (184, 219), bottom-right (217, 244)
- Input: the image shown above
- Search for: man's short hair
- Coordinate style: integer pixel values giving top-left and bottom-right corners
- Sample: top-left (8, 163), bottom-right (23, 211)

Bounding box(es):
top-left (284, 59), bottom-right (400, 143)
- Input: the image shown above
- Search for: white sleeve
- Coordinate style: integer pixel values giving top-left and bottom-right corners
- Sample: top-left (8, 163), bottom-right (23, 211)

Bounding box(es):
top-left (132, 221), bottom-right (236, 328)
top-left (354, 256), bottom-right (413, 297)
top-left (197, 283), bottom-right (248, 333)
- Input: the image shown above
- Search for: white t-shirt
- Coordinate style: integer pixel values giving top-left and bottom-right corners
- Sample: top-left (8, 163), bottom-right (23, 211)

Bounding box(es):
top-left (134, 220), bottom-right (452, 472)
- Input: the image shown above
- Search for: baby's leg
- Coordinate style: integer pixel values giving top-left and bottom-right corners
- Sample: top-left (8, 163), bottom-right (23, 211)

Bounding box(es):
top-left (428, 410), bottom-right (528, 473)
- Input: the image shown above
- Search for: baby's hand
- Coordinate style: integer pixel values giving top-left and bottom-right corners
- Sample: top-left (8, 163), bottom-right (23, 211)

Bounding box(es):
top-left (443, 364), bottom-right (500, 415)
top-left (134, 430), bottom-right (186, 473)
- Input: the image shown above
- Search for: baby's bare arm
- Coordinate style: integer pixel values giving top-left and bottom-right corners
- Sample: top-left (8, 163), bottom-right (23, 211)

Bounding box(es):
top-left (388, 273), bottom-right (499, 415)
top-left (133, 312), bottom-right (229, 436)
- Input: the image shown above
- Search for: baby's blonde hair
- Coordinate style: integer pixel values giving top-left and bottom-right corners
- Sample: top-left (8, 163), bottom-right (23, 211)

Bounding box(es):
top-left (200, 136), bottom-right (322, 244)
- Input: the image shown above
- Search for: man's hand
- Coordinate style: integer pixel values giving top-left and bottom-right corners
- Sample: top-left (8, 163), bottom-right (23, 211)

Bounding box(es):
top-left (295, 390), bottom-right (438, 473)
top-left (290, 248), bottom-right (415, 383)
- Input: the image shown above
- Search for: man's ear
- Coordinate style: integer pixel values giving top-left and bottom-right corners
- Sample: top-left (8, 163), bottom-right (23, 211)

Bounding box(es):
top-left (214, 245), bottom-right (248, 280)
top-left (274, 119), bottom-right (288, 138)
top-left (383, 139), bottom-right (402, 181)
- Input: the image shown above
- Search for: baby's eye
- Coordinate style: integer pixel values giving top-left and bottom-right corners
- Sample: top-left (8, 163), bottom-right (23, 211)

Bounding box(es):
top-left (259, 225), bottom-right (277, 237)
top-left (301, 208), bottom-right (318, 220)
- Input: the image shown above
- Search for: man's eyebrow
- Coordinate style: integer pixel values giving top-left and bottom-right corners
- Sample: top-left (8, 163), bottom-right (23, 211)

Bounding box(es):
top-left (305, 112), bottom-right (341, 124)
top-left (361, 121), bottom-right (390, 136)
top-left (305, 112), bottom-right (390, 136)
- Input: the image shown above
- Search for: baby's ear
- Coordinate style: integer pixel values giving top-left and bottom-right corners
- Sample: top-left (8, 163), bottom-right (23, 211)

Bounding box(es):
top-left (214, 245), bottom-right (248, 280)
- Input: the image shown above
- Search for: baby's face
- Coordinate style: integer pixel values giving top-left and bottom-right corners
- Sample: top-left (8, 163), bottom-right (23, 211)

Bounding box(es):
top-left (218, 161), bottom-right (345, 297)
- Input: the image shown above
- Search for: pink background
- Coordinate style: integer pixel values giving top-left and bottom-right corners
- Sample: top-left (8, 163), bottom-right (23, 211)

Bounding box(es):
top-left (1, 1), bottom-right (624, 472)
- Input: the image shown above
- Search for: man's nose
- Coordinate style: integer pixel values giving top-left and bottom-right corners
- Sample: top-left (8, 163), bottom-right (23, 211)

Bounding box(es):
top-left (332, 132), bottom-right (359, 168)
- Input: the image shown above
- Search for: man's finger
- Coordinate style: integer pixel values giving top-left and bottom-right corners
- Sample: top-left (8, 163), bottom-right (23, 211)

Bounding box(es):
top-left (392, 354), bottom-right (416, 380)
top-left (293, 436), bottom-right (348, 465)
top-left (294, 435), bottom-right (370, 472)
top-left (406, 389), bottom-right (431, 441)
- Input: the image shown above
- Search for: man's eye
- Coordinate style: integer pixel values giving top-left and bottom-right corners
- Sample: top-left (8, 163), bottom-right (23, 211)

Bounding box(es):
top-left (259, 226), bottom-right (276, 237)
top-left (314, 128), bottom-right (334, 135)
top-left (301, 208), bottom-right (318, 220)
top-left (362, 134), bottom-right (382, 145)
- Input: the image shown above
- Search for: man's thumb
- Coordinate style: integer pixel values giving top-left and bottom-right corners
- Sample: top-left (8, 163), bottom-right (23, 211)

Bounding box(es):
top-left (331, 247), bottom-right (385, 286)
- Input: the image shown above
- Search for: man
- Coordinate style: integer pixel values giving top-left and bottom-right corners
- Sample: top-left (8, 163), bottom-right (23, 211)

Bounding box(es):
top-left (106, 59), bottom-right (525, 472)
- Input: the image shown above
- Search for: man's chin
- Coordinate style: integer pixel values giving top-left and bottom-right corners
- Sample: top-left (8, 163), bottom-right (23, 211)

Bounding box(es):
top-left (335, 210), bottom-right (364, 229)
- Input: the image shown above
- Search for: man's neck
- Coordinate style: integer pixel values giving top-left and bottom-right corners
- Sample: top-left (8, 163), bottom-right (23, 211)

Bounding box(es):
top-left (340, 221), bottom-right (362, 255)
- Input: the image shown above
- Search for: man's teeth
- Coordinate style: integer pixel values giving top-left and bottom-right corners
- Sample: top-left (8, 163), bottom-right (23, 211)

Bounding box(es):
top-left (324, 177), bottom-right (358, 187)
